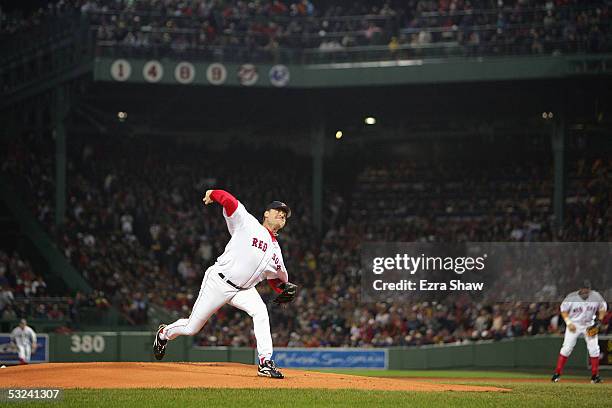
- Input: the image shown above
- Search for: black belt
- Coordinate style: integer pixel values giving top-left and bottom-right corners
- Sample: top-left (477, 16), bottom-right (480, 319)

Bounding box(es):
top-left (218, 273), bottom-right (246, 290)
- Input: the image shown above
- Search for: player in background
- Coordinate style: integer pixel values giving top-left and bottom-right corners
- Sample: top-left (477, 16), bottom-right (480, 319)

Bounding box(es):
top-left (10, 319), bottom-right (37, 364)
top-left (552, 281), bottom-right (607, 383)
top-left (153, 189), bottom-right (296, 379)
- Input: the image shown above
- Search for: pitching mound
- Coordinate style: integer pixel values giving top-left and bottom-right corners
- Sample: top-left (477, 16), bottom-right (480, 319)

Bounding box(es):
top-left (0, 362), bottom-right (508, 392)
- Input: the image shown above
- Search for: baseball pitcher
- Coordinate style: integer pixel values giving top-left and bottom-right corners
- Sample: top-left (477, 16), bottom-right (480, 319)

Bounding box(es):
top-left (153, 189), bottom-right (297, 379)
top-left (10, 319), bottom-right (37, 364)
top-left (552, 281), bottom-right (607, 383)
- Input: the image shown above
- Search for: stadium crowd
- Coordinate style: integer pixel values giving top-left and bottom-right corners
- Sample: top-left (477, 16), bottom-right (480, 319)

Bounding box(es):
top-left (0, 250), bottom-right (47, 321)
top-left (0, 248), bottom-right (114, 327)
top-left (2, 1), bottom-right (610, 61)
top-left (2, 132), bottom-right (610, 347)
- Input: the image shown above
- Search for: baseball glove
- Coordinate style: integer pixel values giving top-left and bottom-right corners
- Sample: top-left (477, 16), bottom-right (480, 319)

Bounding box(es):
top-left (273, 282), bottom-right (298, 305)
top-left (586, 321), bottom-right (600, 337)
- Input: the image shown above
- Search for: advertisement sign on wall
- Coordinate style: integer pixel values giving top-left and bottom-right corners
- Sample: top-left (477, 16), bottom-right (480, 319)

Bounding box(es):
top-left (0, 334), bottom-right (49, 364)
top-left (271, 348), bottom-right (387, 369)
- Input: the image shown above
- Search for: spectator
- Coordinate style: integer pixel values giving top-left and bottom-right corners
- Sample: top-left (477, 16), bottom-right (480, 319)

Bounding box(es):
top-left (0, 284), bottom-right (15, 312)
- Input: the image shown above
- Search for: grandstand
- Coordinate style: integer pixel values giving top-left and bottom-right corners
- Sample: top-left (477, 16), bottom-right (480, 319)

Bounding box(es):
top-left (1, 0), bottom-right (610, 372)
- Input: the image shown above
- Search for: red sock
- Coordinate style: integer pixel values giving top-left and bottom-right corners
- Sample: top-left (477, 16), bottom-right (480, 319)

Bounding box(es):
top-left (590, 357), bottom-right (599, 376)
top-left (555, 354), bottom-right (568, 374)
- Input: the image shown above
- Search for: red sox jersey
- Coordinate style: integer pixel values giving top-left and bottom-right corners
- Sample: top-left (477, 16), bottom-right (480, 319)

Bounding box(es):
top-left (560, 290), bottom-right (607, 326)
top-left (213, 201), bottom-right (288, 289)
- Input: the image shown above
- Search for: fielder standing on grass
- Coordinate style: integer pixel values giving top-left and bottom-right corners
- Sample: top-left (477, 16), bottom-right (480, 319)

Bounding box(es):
top-left (552, 281), bottom-right (607, 383)
top-left (10, 319), bottom-right (37, 365)
top-left (153, 189), bottom-right (297, 379)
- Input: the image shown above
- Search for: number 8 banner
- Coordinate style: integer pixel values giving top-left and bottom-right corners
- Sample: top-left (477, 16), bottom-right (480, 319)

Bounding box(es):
top-left (174, 62), bottom-right (195, 84)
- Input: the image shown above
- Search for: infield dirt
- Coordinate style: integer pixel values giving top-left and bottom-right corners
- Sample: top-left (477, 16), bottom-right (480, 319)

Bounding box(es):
top-left (0, 362), bottom-right (510, 392)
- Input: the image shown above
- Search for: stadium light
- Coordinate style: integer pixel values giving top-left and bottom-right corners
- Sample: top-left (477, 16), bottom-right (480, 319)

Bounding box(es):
top-left (365, 117), bottom-right (376, 125)
top-left (335, 130), bottom-right (343, 140)
top-left (118, 111), bottom-right (128, 122)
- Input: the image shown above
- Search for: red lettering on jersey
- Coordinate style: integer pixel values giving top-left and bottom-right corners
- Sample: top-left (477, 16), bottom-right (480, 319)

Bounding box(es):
top-left (272, 253), bottom-right (281, 271)
top-left (252, 238), bottom-right (268, 253)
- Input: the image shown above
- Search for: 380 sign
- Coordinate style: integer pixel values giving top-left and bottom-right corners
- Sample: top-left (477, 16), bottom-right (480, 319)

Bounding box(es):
top-left (70, 335), bottom-right (106, 353)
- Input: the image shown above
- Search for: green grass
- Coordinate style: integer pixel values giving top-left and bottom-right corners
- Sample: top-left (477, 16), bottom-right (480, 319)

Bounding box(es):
top-left (11, 369), bottom-right (606, 407)
top-left (14, 384), bottom-right (612, 408)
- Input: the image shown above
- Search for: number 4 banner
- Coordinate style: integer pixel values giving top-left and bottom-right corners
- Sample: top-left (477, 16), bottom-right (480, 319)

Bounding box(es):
top-left (143, 61), bottom-right (164, 83)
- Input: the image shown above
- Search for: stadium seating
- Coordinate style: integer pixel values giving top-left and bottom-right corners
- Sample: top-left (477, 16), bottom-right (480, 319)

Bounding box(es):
top-left (2, 132), bottom-right (610, 345)
top-left (1, 0), bottom-right (610, 345)
top-left (2, 0), bottom-right (609, 64)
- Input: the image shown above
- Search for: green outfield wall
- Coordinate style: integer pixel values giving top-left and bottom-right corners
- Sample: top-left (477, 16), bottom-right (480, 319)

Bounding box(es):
top-left (94, 54), bottom-right (612, 88)
top-left (45, 332), bottom-right (596, 370)
top-left (47, 332), bottom-right (254, 364)
top-left (387, 336), bottom-right (590, 369)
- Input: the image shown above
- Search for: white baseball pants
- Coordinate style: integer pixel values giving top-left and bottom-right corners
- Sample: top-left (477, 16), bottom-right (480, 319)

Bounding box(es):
top-left (559, 325), bottom-right (600, 358)
top-left (162, 267), bottom-right (273, 362)
top-left (16, 344), bottom-right (31, 363)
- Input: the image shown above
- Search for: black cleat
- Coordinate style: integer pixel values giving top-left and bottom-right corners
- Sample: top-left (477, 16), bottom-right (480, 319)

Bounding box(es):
top-left (551, 373), bottom-right (560, 383)
top-left (258, 359), bottom-right (284, 379)
top-left (153, 324), bottom-right (167, 361)
top-left (591, 375), bottom-right (603, 384)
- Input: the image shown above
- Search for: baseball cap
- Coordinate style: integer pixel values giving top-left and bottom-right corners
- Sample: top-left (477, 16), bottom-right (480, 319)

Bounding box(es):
top-left (265, 201), bottom-right (291, 218)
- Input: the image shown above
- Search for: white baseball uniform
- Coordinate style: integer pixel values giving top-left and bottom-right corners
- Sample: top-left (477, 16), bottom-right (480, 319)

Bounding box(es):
top-left (10, 325), bottom-right (37, 363)
top-left (559, 290), bottom-right (607, 358)
top-left (161, 195), bottom-right (288, 362)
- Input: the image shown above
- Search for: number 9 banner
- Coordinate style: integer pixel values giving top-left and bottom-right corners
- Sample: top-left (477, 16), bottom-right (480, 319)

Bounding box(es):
top-left (206, 63), bottom-right (227, 85)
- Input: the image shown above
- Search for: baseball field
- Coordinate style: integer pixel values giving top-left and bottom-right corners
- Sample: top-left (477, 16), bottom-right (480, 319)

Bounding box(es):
top-left (1, 363), bottom-right (609, 407)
